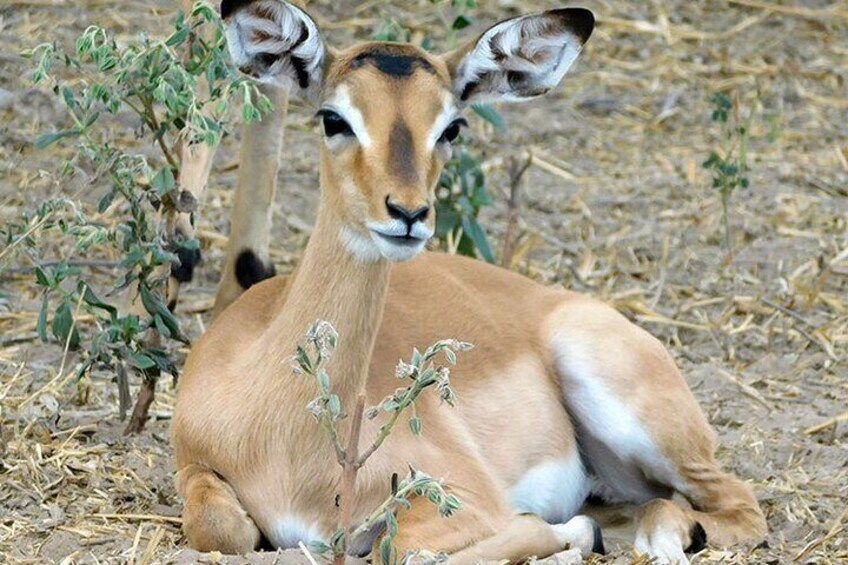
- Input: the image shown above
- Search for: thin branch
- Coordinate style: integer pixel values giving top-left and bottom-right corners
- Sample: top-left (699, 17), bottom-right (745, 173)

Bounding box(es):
top-left (321, 406), bottom-right (347, 466)
top-left (336, 394), bottom-right (366, 565)
top-left (299, 542), bottom-right (321, 565)
top-left (761, 297), bottom-right (818, 329)
top-left (3, 259), bottom-right (120, 274)
top-left (357, 406), bottom-right (403, 468)
top-left (136, 91), bottom-right (179, 172)
top-left (0, 213), bottom-right (52, 266)
top-left (348, 478), bottom-right (425, 543)
top-left (501, 152), bottom-right (532, 268)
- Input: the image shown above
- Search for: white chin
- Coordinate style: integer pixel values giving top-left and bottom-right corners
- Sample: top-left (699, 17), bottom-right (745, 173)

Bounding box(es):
top-left (370, 233), bottom-right (427, 262)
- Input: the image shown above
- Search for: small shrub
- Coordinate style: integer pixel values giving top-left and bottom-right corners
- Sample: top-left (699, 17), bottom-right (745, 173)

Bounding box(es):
top-left (702, 92), bottom-right (754, 262)
top-left (8, 1), bottom-right (266, 431)
top-left (294, 320), bottom-right (469, 565)
top-left (435, 142), bottom-right (496, 262)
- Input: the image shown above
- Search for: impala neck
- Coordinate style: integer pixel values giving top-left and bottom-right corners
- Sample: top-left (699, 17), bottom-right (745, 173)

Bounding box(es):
top-left (268, 198), bottom-right (390, 412)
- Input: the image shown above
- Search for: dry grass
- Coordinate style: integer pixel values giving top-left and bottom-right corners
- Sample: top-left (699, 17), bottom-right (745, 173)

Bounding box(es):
top-left (1, 0), bottom-right (847, 563)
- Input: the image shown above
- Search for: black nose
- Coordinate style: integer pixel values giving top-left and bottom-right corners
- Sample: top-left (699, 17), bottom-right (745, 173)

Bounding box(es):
top-left (386, 197), bottom-right (429, 226)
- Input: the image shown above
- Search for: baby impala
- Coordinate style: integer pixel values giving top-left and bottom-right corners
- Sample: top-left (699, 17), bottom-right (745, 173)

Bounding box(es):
top-left (171, 1), bottom-right (766, 563)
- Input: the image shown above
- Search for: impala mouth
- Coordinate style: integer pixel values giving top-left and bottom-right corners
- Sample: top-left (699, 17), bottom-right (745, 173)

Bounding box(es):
top-left (371, 230), bottom-right (426, 245)
top-left (367, 220), bottom-right (432, 261)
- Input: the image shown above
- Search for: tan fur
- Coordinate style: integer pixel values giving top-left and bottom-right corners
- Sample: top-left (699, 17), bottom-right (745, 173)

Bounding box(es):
top-left (213, 83), bottom-right (289, 316)
top-left (176, 464), bottom-right (262, 553)
top-left (172, 3), bottom-right (765, 562)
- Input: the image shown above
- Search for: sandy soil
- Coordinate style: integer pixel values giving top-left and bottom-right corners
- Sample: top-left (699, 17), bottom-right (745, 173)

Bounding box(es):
top-left (1, 0), bottom-right (846, 564)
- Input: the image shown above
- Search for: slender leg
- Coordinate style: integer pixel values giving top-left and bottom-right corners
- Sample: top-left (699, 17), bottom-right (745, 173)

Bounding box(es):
top-left (166, 139), bottom-right (216, 310)
top-left (633, 462), bottom-right (766, 563)
top-left (212, 84), bottom-right (289, 317)
top-left (162, 0), bottom-right (226, 310)
top-left (378, 436), bottom-right (602, 564)
top-left (546, 297), bottom-right (766, 563)
top-left (390, 503), bottom-right (599, 565)
top-left (176, 463), bottom-right (261, 553)
top-left (448, 514), bottom-right (602, 565)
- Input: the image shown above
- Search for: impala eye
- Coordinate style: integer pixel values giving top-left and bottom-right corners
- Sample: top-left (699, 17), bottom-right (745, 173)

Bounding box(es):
top-left (317, 109), bottom-right (354, 137)
top-left (438, 118), bottom-right (467, 144)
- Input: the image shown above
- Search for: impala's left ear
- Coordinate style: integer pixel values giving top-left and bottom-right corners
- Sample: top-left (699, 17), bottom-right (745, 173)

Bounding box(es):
top-left (443, 8), bottom-right (594, 105)
top-left (222, 0), bottom-right (329, 102)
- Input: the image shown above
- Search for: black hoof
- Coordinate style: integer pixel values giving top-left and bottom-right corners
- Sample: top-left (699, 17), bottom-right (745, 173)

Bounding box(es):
top-left (685, 521), bottom-right (708, 554)
top-left (171, 246), bottom-right (202, 283)
top-left (591, 517), bottom-right (606, 555)
top-left (235, 248), bottom-right (277, 290)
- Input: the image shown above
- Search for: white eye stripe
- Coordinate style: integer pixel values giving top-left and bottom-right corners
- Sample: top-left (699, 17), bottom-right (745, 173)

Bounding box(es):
top-left (322, 85), bottom-right (371, 147)
top-left (426, 93), bottom-right (461, 151)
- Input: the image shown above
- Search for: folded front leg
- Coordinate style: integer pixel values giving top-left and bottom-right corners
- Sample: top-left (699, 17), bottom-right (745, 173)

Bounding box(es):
top-left (449, 514), bottom-right (601, 565)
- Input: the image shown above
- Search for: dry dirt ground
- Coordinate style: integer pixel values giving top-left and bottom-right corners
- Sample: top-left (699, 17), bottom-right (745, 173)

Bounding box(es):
top-left (1, 0), bottom-right (847, 564)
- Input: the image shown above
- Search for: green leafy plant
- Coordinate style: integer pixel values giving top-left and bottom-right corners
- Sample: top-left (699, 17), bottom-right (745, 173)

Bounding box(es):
top-left (435, 143), bottom-right (495, 262)
top-left (294, 320), bottom-right (469, 565)
top-left (432, 0), bottom-right (505, 263)
top-left (703, 92), bottom-right (754, 262)
top-left (8, 1), bottom-right (267, 432)
top-left (431, 0), bottom-right (478, 42)
top-left (371, 18), bottom-right (416, 44)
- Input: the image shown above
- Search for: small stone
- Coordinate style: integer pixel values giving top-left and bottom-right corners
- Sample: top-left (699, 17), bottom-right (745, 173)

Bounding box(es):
top-left (550, 548), bottom-right (583, 565)
top-left (0, 88), bottom-right (13, 110)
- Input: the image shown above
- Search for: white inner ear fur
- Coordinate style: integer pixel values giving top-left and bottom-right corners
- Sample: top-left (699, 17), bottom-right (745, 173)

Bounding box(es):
top-left (322, 85), bottom-right (372, 148)
top-left (225, 0), bottom-right (324, 96)
top-left (454, 14), bottom-right (584, 103)
top-left (426, 93), bottom-right (461, 151)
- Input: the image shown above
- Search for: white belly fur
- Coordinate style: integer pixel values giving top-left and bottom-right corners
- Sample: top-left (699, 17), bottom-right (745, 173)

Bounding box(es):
top-left (269, 514), bottom-right (324, 549)
top-left (509, 453), bottom-right (589, 523)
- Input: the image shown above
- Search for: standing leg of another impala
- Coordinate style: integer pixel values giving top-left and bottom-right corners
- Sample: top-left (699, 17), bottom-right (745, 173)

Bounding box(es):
top-left (212, 83), bottom-right (289, 318)
top-left (121, 2), bottom-right (221, 434)
top-left (166, 136), bottom-right (216, 310)
top-left (163, 0), bottom-right (228, 311)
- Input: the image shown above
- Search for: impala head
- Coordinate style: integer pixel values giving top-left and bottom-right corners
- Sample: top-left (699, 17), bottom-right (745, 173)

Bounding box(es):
top-left (223, 0), bottom-right (594, 262)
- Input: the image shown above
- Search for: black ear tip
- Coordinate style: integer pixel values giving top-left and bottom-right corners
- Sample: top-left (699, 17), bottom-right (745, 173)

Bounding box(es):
top-left (221, 0), bottom-right (255, 19)
top-left (552, 7), bottom-right (595, 44)
top-left (220, 0), bottom-right (236, 19)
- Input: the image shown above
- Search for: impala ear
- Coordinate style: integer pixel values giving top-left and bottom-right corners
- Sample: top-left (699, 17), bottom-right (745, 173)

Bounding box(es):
top-left (222, 0), bottom-right (329, 101)
top-left (443, 8), bottom-right (594, 105)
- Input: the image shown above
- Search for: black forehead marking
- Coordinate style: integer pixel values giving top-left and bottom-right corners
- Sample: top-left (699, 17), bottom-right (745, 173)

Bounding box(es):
top-left (389, 118), bottom-right (418, 184)
top-left (350, 47), bottom-right (436, 78)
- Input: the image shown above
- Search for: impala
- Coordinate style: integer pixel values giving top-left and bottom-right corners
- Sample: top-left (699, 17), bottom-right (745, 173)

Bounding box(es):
top-left (171, 1), bottom-right (767, 563)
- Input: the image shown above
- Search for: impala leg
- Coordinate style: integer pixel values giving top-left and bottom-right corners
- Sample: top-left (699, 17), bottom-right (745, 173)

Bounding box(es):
top-left (389, 503), bottom-right (599, 564)
top-left (632, 463), bottom-right (766, 564)
top-left (382, 447), bottom-right (601, 564)
top-left (162, 0), bottom-right (226, 311)
top-left (547, 298), bottom-right (767, 564)
top-left (166, 140), bottom-right (215, 310)
top-left (175, 463), bottom-right (261, 553)
top-left (212, 84), bottom-right (289, 318)
top-left (448, 514), bottom-right (602, 565)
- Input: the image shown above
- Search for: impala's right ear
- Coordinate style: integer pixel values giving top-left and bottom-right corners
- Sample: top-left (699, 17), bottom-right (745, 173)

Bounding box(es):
top-left (443, 8), bottom-right (594, 105)
top-left (222, 0), bottom-right (329, 101)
